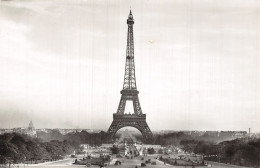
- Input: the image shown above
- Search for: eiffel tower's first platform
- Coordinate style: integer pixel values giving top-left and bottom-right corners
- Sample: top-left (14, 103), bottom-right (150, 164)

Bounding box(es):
top-left (107, 10), bottom-right (153, 142)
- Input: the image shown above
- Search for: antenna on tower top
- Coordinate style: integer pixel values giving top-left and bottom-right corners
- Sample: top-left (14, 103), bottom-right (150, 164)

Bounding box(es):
top-left (130, 6), bottom-right (132, 14)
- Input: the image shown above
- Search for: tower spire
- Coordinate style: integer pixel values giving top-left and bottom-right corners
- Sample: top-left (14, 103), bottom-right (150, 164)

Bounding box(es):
top-left (124, 9), bottom-right (136, 90)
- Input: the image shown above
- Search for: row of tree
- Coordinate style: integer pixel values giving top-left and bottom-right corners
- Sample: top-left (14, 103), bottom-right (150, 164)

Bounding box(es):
top-left (37, 130), bottom-right (108, 146)
top-left (38, 130), bottom-right (234, 146)
top-left (180, 138), bottom-right (260, 167)
top-left (0, 130), bottom-right (112, 164)
top-left (151, 132), bottom-right (245, 146)
top-left (0, 133), bottom-right (80, 164)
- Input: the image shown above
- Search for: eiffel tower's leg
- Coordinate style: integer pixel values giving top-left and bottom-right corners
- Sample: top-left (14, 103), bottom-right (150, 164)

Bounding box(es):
top-left (107, 120), bottom-right (120, 141)
top-left (137, 121), bottom-right (153, 142)
top-left (133, 95), bottom-right (142, 115)
top-left (116, 95), bottom-right (126, 114)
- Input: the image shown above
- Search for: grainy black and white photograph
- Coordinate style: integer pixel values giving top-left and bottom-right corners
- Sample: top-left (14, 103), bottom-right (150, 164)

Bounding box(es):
top-left (0, 0), bottom-right (260, 167)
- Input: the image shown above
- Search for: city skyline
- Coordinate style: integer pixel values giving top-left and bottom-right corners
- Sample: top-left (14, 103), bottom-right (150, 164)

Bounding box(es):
top-left (0, 0), bottom-right (259, 132)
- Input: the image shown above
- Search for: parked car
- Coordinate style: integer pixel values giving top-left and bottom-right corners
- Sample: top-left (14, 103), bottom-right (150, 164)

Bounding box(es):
top-left (151, 162), bottom-right (156, 165)
top-left (141, 163), bottom-right (146, 167)
top-left (115, 161), bottom-right (121, 165)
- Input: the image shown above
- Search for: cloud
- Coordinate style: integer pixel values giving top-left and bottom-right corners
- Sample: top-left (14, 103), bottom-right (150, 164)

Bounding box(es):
top-left (0, 0), bottom-right (259, 132)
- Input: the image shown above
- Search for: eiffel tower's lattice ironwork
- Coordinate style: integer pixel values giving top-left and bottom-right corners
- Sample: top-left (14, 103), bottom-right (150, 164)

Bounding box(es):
top-left (107, 10), bottom-right (153, 142)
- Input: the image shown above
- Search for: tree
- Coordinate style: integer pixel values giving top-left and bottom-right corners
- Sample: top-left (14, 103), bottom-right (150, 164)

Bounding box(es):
top-left (174, 159), bottom-right (177, 165)
top-left (147, 148), bottom-right (155, 154)
top-left (180, 140), bottom-right (198, 153)
top-left (0, 155), bottom-right (7, 164)
top-left (110, 145), bottom-right (120, 155)
top-left (158, 148), bottom-right (163, 154)
top-left (224, 144), bottom-right (236, 164)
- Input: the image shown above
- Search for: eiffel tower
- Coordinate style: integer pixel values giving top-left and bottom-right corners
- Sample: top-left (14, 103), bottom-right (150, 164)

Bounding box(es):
top-left (107, 10), bottom-right (153, 142)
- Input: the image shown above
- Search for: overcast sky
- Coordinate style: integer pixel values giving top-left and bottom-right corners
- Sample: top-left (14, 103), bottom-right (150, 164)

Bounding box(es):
top-left (0, 0), bottom-right (259, 132)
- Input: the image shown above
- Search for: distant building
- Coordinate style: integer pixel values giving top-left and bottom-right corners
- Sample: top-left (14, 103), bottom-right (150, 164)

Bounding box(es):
top-left (14, 120), bottom-right (37, 137)
top-left (219, 131), bottom-right (247, 138)
top-left (205, 131), bottom-right (219, 137)
top-left (26, 120), bottom-right (37, 137)
top-left (0, 129), bottom-right (13, 134)
top-left (55, 128), bottom-right (92, 135)
top-left (0, 120), bottom-right (37, 137)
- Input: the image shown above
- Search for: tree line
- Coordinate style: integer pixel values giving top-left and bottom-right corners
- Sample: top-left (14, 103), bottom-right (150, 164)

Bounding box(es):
top-left (180, 138), bottom-right (260, 167)
top-left (0, 130), bottom-right (109, 164)
top-left (0, 133), bottom-right (79, 164)
top-left (37, 130), bottom-right (108, 146)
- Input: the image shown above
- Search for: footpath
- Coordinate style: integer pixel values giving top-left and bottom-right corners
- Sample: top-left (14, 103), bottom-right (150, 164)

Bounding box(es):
top-left (206, 161), bottom-right (252, 168)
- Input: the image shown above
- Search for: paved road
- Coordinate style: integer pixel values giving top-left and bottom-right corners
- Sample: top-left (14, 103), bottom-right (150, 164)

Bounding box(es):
top-left (12, 157), bottom-right (250, 168)
top-left (206, 161), bottom-right (252, 168)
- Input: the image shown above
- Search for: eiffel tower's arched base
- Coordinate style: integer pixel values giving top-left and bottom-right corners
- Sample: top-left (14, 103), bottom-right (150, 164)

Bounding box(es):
top-left (107, 113), bottom-right (153, 143)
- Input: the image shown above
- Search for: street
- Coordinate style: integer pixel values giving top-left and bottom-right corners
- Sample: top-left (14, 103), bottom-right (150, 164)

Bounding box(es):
top-left (12, 156), bottom-right (251, 168)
